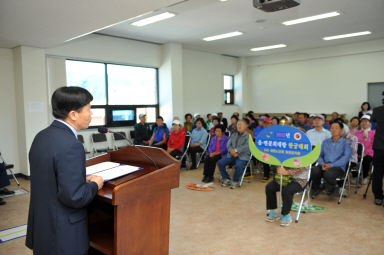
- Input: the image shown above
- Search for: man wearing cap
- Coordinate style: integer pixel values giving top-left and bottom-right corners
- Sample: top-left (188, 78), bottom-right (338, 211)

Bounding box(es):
top-left (371, 105), bottom-right (384, 205)
top-left (306, 114), bottom-right (331, 146)
top-left (134, 114), bottom-right (151, 145)
top-left (167, 119), bottom-right (186, 158)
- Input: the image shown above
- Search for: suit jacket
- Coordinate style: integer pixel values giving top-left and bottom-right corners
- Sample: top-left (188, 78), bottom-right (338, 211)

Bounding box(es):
top-left (26, 120), bottom-right (98, 255)
top-left (372, 105), bottom-right (384, 150)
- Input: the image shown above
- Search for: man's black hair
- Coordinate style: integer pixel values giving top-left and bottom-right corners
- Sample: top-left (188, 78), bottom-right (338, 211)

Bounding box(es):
top-left (331, 121), bottom-right (344, 129)
top-left (52, 86), bottom-right (93, 119)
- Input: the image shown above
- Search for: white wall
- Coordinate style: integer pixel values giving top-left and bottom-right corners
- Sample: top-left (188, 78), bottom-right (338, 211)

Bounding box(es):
top-left (247, 39), bottom-right (384, 119)
top-left (182, 49), bottom-right (241, 119)
top-left (0, 48), bottom-right (20, 171)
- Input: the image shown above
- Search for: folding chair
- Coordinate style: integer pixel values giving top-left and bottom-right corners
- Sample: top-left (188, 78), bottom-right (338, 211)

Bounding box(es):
top-left (0, 152), bottom-right (20, 186)
top-left (295, 165), bottom-right (312, 223)
top-left (77, 135), bottom-right (91, 156)
top-left (239, 154), bottom-right (253, 186)
top-left (351, 143), bottom-right (365, 193)
top-left (91, 133), bottom-right (112, 154)
top-left (177, 137), bottom-right (191, 163)
top-left (338, 143), bottom-right (365, 204)
top-left (112, 131), bottom-right (129, 150)
top-left (196, 134), bottom-right (211, 168)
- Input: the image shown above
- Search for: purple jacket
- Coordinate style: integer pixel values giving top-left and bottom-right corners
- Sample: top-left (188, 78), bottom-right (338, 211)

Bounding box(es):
top-left (207, 135), bottom-right (229, 157)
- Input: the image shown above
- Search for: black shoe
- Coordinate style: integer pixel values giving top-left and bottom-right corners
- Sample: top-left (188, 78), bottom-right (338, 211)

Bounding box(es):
top-left (375, 198), bottom-right (383, 205)
top-left (202, 177), bottom-right (209, 183)
top-left (207, 177), bottom-right (214, 183)
top-left (0, 188), bottom-right (15, 195)
top-left (311, 189), bottom-right (321, 199)
top-left (0, 198), bottom-right (6, 205)
top-left (328, 187), bottom-right (339, 198)
top-left (189, 165), bottom-right (197, 170)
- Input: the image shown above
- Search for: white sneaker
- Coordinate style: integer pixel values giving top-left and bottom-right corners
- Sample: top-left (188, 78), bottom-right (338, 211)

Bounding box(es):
top-left (363, 178), bottom-right (369, 185)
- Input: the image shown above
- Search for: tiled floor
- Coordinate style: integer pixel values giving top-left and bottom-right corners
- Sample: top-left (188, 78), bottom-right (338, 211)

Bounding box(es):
top-left (1, 167), bottom-right (384, 255)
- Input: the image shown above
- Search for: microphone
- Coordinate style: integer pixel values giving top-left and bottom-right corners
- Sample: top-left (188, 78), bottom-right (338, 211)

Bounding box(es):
top-left (97, 127), bottom-right (159, 169)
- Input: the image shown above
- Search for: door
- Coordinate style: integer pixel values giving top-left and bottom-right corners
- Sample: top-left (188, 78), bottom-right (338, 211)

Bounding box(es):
top-left (368, 82), bottom-right (384, 109)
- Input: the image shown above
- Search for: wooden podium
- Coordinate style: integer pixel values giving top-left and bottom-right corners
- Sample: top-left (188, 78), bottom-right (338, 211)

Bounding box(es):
top-left (86, 146), bottom-right (180, 255)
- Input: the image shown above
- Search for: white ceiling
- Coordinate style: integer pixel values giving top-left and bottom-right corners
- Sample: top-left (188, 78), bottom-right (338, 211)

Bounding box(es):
top-left (99, 0), bottom-right (384, 56)
top-left (1, 0), bottom-right (383, 57)
top-left (0, 0), bottom-right (184, 48)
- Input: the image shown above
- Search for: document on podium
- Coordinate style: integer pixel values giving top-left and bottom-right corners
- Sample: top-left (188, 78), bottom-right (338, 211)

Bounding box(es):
top-left (86, 162), bottom-right (142, 182)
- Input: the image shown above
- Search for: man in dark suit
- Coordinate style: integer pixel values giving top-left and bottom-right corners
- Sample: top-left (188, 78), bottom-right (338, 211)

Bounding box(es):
top-left (26, 87), bottom-right (104, 255)
top-left (372, 105), bottom-right (384, 205)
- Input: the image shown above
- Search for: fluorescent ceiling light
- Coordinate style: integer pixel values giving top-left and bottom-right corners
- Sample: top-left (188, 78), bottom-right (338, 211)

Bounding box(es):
top-left (131, 12), bottom-right (176, 27)
top-left (203, 31), bottom-right (243, 41)
top-left (282, 11), bottom-right (340, 26)
top-left (250, 44), bottom-right (287, 52)
top-left (323, 31), bottom-right (372, 40)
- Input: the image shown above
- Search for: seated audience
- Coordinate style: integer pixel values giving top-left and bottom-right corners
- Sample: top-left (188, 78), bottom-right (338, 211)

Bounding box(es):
top-left (149, 116), bottom-right (169, 150)
top-left (202, 125), bottom-right (229, 183)
top-left (294, 113), bottom-right (311, 131)
top-left (349, 116), bottom-right (360, 136)
top-left (227, 115), bottom-right (239, 135)
top-left (293, 112), bottom-right (300, 125)
top-left (246, 113), bottom-right (257, 130)
top-left (209, 117), bottom-right (220, 137)
top-left (265, 166), bottom-right (309, 227)
top-left (341, 123), bottom-right (358, 177)
top-left (280, 116), bottom-right (293, 126)
top-left (183, 118), bottom-right (209, 169)
top-left (232, 112), bottom-right (240, 119)
top-left (306, 114), bottom-right (331, 146)
top-left (253, 116), bottom-right (265, 136)
top-left (167, 120), bottom-right (186, 158)
top-left (271, 116), bottom-right (280, 126)
top-left (217, 119), bottom-right (251, 189)
top-left (311, 122), bottom-right (351, 198)
top-left (206, 113), bottom-right (213, 129)
top-left (217, 112), bottom-right (228, 129)
top-left (184, 113), bottom-right (194, 133)
top-left (322, 114), bottom-right (331, 130)
top-left (331, 112), bottom-right (339, 122)
top-left (355, 115), bottom-right (375, 184)
top-left (358, 102), bottom-right (373, 119)
top-left (134, 114), bottom-right (151, 145)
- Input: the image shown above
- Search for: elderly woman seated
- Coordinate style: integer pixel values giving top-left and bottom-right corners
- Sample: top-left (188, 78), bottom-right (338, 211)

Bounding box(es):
top-left (355, 115), bottom-right (375, 184)
top-left (182, 118), bottom-right (209, 170)
top-left (167, 119), bottom-right (186, 159)
top-left (265, 166), bottom-right (309, 227)
top-left (209, 117), bottom-right (220, 137)
top-left (202, 125), bottom-right (229, 183)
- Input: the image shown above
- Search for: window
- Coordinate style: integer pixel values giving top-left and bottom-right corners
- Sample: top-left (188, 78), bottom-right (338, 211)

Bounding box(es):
top-left (224, 75), bottom-right (234, 104)
top-left (66, 60), bottom-right (159, 127)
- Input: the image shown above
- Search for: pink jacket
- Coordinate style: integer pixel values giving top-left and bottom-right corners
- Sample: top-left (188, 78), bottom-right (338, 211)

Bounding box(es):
top-left (355, 130), bottom-right (375, 157)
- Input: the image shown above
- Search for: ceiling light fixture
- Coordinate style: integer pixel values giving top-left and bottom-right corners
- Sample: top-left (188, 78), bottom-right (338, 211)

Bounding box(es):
top-left (250, 44), bottom-right (287, 52)
top-left (323, 31), bottom-right (372, 40)
top-left (131, 12), bottom-right (176, 27)
top-left (203, 31), bottom-right (243, 41)
top-left (282, 11), bottom-right (340, 26)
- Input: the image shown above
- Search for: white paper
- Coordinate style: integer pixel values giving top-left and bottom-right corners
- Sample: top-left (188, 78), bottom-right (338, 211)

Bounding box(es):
top-left (94, 165), bottom-right (141, 181)
top-left (86, 162), bottom-right (120, 175)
